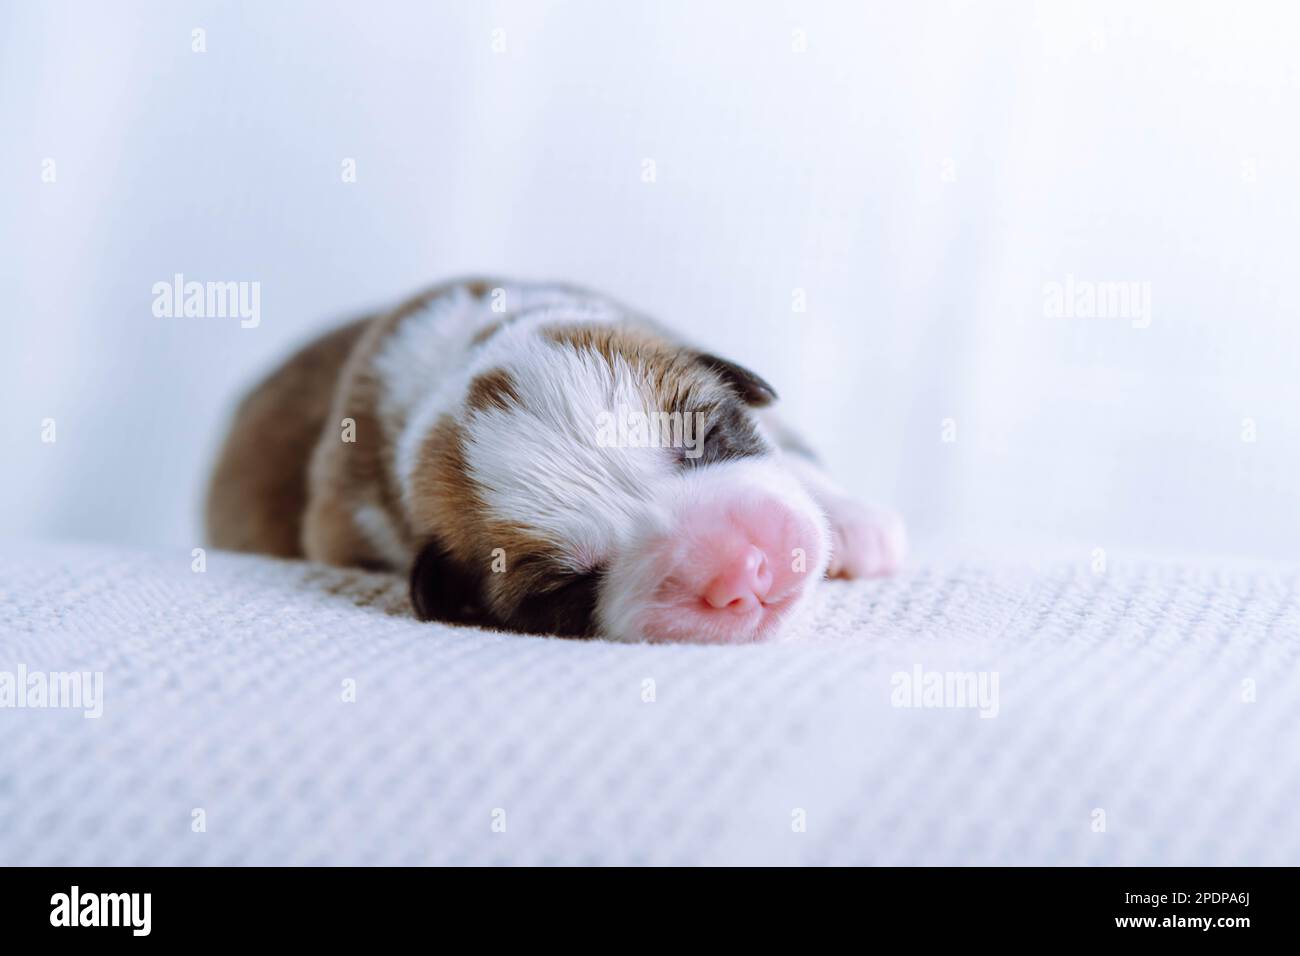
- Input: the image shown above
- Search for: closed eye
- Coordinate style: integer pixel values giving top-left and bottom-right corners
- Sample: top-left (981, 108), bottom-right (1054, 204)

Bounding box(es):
top-left (676, 403), bottom-right (765, 469)
top-left (507, 566), bottom-right (605, 638)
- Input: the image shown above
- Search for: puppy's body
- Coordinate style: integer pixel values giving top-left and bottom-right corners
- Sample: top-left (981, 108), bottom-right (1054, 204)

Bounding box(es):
top-left (206, 279), bottom-right (904, 642)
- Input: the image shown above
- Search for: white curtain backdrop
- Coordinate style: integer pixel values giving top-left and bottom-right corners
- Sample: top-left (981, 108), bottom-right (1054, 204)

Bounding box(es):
top-left (3, 0), bottom-right (1297, 562)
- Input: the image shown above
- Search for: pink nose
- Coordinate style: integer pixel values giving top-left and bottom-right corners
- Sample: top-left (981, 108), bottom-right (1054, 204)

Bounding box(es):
top-left (701, 544), bottom-right (774, 612)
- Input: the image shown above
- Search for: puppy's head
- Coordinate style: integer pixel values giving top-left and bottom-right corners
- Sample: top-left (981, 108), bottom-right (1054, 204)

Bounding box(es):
top-left (405, 320), bottom-right (830, 642)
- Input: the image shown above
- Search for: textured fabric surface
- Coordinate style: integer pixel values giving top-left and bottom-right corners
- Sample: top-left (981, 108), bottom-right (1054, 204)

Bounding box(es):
top-left (1, 539), bottom-right (1297, 865)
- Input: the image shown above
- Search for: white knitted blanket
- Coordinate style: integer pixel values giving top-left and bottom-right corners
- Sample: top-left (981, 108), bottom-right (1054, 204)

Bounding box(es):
top-left (1, 540), bottom-right (1297, 865)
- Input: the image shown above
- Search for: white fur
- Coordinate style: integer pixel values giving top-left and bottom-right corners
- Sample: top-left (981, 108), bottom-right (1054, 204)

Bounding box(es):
top-left (385, 281), bottom-right (623, 523)
top-left (464, 336), bottom-right (677, 569)
top-left (374, 285), bottom-right (484, 427)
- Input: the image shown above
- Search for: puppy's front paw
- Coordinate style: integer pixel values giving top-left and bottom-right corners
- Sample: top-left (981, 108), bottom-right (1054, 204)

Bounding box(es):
top-left (825, 500), bottom-right (906, 580)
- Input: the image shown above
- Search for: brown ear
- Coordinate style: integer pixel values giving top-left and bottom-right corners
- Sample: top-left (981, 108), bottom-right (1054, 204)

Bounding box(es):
top-left (695, 352), bottom-right (778, 407)
top-left (409, 540), bottom-right (484, 624)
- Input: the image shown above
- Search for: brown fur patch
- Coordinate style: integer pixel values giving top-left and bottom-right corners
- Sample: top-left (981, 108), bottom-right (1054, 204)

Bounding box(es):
top-left (406, 414), bottom-right (594, 626)
top-left (407, 415), bottom-right (534, 575)
top-left (542, 323), bottom-right (722, 412)
top-left (205, 318), bottom-right (370, 557)
top-left (544, 321), bottom-right (772, 469)
top-left (465, 368), bottom-right (521, 413)
top-left (299, 300), bottom-right (420, 566)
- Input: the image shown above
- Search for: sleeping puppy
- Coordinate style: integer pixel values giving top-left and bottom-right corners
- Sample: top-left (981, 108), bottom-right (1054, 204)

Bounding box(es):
top-left (205, 279), bottom-right (904, 643)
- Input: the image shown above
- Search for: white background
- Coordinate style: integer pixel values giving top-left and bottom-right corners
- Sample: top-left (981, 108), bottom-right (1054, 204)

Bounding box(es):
top-left (2, 0), bottom-right (1297, 563)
